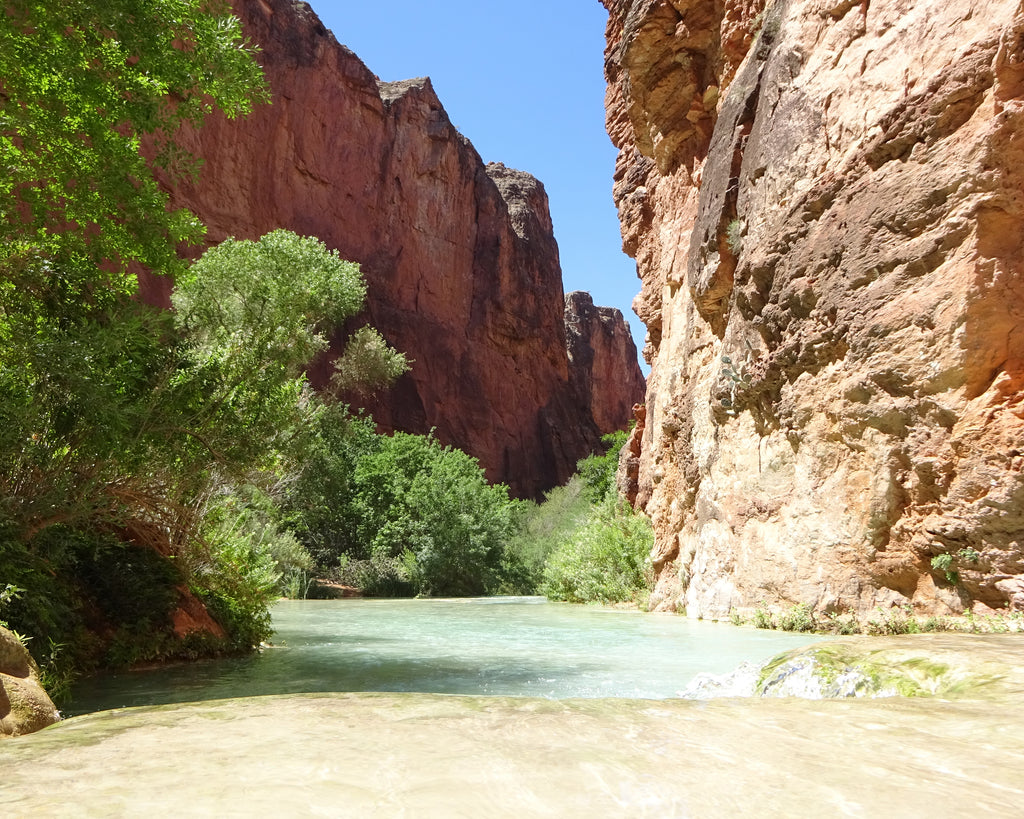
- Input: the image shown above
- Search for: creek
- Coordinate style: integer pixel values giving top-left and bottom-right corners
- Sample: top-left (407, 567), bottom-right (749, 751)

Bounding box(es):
top-left (66, 597), bottom-right (825, 714)
top-left (5, 600), bottom-right (1024, 816)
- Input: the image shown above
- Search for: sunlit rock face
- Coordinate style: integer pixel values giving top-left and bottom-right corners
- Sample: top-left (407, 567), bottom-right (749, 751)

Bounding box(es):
top-left (153, 0), bottom-right (643, 498)
top-left (603, 0), bottom-right (1024, 616)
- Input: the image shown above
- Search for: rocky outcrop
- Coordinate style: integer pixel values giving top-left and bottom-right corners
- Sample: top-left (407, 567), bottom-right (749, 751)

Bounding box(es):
top-left (604, 0), bottom-right (1024, 616)
top-left (1, 626), bottom-right (60, 737)
top-left (564, 291), bottom-right (647, 437)
top-left (155, 0), bottom-right (643, 498)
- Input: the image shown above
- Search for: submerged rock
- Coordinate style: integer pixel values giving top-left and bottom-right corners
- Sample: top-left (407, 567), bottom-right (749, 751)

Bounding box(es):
top-left (679, 660), bottom-right (761, 699)
top-left (0, 626), bottom-right (60, 738)
top-left (3, 688), bottom-right (1024, 815)
top-left (681, 633), bottom-right (1024, 701)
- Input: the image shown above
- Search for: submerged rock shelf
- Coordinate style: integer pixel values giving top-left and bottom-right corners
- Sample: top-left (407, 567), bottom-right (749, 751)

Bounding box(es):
top-left (2, 684), bottom-right (1023, 817)
top-left (684, 633), bottom-right (1024, 700)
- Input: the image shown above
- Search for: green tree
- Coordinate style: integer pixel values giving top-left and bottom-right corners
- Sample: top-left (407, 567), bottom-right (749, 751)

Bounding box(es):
top-left (0, 0), bottom-right (268, 284)
top-left (0, 229), bottom-right (407, 684)
top-left (577, 430), bottom-right (629, 503)
top-left (170, 230), bottom-right (406, 479)
top-left (0, 1), bottom-right (314, 685)
top-left (286, 427), bottom-right (523, 598)
top-left (0, 0), bottom-right (270, 542)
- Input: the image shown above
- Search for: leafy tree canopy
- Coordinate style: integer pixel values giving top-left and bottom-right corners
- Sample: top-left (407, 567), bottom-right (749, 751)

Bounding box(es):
top-left (286, 422), bottom-right (523, 598)
top-left (0, 0), bottom-right (268, 287)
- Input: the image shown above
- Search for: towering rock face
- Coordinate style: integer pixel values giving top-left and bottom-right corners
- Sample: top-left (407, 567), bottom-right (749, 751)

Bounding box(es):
top-left (604, 0), bottom-right (1024, 616)
top-left (159, 0), bottom-right (643, 498)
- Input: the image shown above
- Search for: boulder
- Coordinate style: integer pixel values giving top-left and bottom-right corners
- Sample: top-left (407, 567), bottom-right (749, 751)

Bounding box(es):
top-left (0, 626), bottom-right (60, 738)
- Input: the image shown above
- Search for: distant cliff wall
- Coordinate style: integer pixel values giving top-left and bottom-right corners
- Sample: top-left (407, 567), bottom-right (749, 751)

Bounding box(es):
top-left (156, 0), bottom-right (644, 497)
top-left (603, 0), bottom-right (1024, 615)
top-left (565, 291), bottom-right (647, 435)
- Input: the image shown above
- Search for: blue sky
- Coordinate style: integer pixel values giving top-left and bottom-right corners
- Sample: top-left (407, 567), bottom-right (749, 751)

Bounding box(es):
top-left (306, 1), bottom-right (648, 372)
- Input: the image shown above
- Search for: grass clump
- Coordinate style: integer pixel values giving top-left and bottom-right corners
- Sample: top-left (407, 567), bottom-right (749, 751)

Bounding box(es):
top-left (735, 602), bottom-right (1024, 636)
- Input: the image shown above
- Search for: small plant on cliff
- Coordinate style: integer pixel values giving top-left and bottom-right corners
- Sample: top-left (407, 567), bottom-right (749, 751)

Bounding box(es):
top-left (725, 218), bottom-right (744, 255)
top-left (776, 603), bottom-right (816, 632)
top-left (930, 553), bottom-right (959, 585)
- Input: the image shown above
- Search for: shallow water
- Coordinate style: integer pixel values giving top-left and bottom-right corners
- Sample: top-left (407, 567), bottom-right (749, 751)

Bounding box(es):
top-left (66, 597), bottom-right (826, 714)
top-left (6, 689), bottom-right (1024, 817)
top-left (14, 608), bottom-right (1024, 816)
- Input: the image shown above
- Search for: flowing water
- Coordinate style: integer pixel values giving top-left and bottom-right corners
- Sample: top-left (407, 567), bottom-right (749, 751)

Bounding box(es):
top-left (66, 597), bottom-right (827, 714)
top-left (7, 600), bottom-right (1024, 816)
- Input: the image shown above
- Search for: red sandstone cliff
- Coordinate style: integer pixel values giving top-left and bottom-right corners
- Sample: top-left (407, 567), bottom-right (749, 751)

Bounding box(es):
top-left (157, 0), bottom-right (643, 497)
top-left (604, 0), bottom-right (1024, 617)
top-left (565, 291), bottom-right (647, 435)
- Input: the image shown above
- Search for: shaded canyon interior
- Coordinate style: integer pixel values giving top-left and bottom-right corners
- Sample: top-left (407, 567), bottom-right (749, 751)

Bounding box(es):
top-left (604, 0), bottom-right (1024, 616)
top-left (152, 0), bottom-right (645, 499)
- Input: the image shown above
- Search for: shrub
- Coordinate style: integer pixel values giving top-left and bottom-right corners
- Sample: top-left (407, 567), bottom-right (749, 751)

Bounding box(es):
top-left (503, 477), bottom-right (592, 591)
top-left (352, 433), bottom-right (522, 597)
top-left (540, 499), bottom-right (653, 605)
top-left (576, 431), bottom-right (629, 504)
top-left (776, 603), bottom-right (816, 632)
top-left (287, 422), bottom-right (524, 598)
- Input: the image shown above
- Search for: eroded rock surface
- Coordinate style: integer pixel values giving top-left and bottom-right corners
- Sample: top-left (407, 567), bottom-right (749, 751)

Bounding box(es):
top-left (685, 633), bottom-right (1024, 700)
top-left (155, 0), bottom-right (642, 497)
top-left (0, 626), bottom-right (59, 738)
top-left (604, 0), bottom-right (1024, 615)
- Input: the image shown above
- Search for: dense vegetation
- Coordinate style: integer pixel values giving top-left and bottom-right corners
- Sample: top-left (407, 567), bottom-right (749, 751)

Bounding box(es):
top-left (0, 1), bottom-right (654, 700)
top-left (283, 421), bottom-right (653, 605)
top-left (525, 432), bottom-right (653, 606)
top-left (0, 2), bottom-right (406, 693)
top-left (285, 409), bottom-right (522, 597)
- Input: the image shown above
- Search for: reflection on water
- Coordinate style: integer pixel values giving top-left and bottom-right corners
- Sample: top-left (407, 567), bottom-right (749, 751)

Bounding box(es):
top-left (66, 597), bottom-right (826, 715)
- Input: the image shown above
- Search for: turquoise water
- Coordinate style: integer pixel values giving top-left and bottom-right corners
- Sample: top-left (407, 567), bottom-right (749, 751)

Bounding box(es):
top-left (66, 597), bottom-right (824, 715)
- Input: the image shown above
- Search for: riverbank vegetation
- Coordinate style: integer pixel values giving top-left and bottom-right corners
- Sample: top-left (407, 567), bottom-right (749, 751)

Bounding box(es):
top-left (284, 422), bottom-right (653, 607)
top-left (520, 431), bottom-right (653, 606)
top-left (0, 2), bottom-right (409, 693)
top-left (732, 602), bottom-right (1024, 636)
top-left (0, 1), bottom-right (654, 699)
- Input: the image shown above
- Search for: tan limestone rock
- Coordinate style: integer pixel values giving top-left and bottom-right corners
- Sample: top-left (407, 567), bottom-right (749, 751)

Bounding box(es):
top-left (0, 626), bottom-right (60, 738)
top-left (603, 0), bottom-right (1024, 616)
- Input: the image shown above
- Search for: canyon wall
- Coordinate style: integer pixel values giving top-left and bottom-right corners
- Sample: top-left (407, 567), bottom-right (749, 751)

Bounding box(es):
top-left (565, 291), bottom-right (647, 436)
top-left (604, 0), bottom-right (1024, 616)
top-left (156, 0), bottom-right (643, 498)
